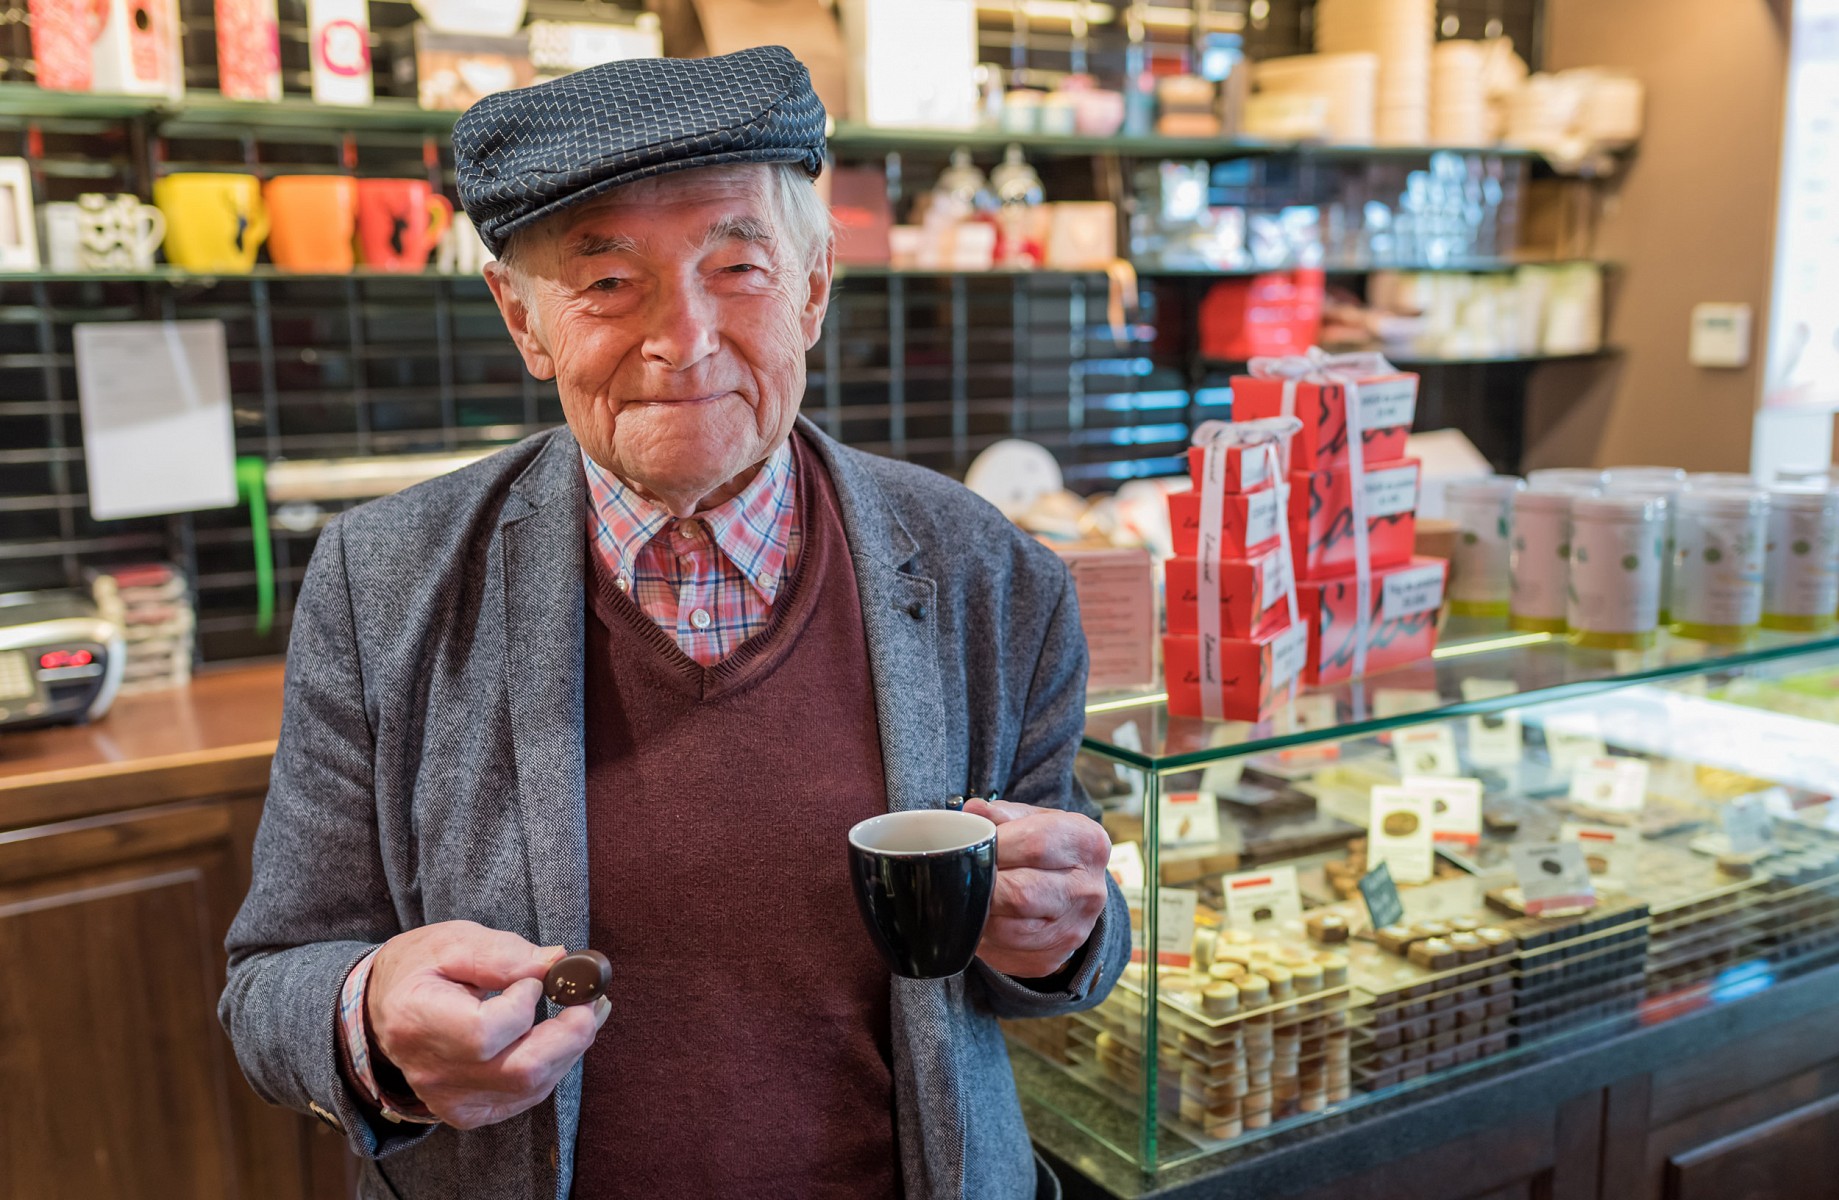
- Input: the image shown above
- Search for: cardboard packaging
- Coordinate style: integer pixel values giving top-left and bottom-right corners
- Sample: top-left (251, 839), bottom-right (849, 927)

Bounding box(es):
top-left (1296, 557), bottom-right (1447, 685)
top-left (841, 0), bottom-right (980, 128)
top-left (828, 166), bottom-right (893, 266)
top-left (528, 16), bottom-right (662, 83)
top-left (1167, 482), bottom-right (1290, 558)
top-left (216, 0), bottom-right (282, 102)
top-left (88, 0), bottom-right (185, 99)
top-left (309, 0), bottom-right (373, 106)
top-left (1232, 370), bottom-right (1418, 471)
top-left (1288, 457), bottom-right (1421, 581)
top-left (1182, 441), bottom-right (1281, 495)
top-left (1165, 545), bottom-right (1293, 638)
top-left (392, 24), bottom-right (535, 109)
top-left (1164, 622), bottom-right (1307, 721)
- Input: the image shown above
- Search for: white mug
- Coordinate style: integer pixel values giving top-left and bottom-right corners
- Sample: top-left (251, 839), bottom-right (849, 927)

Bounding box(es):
top-left (42, 201), bottom-right (84, 272)
top-left (74, 192), bottom-right (166, 271)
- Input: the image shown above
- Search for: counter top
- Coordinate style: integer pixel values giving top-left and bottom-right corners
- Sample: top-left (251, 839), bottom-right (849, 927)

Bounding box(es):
top-left (0, 663), bottom-right (284, 829)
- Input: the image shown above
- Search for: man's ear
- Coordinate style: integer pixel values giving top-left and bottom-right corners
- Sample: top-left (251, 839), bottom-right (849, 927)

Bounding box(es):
top-left (800, 241), bottom-right (835, 350)
top-left (484, 260), bottom-right (558, 381)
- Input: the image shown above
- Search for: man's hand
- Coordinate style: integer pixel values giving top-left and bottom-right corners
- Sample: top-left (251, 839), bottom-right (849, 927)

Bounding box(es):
top-left (963, 799), bottom-right (1111, 980)
top-left (365, 920), bottom-right (608, 1130)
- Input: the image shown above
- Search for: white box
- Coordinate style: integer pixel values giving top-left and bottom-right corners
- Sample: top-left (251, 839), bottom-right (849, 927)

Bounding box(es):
top-left (842, 0), bottom-right (979, 128)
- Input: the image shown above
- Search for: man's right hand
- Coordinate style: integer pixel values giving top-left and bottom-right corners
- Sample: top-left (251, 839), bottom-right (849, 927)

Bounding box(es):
top-left (365, 920), bottom-right (609, 1130)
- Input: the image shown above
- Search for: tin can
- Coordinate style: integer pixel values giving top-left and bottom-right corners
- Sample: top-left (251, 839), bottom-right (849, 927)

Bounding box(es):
top-left (1510, 486), bottom-right (1593, 633)
top-left (1762, 486), bottom-right (1839, 631)
top-left (1567, 494), bottom-right (1666, 649)
top-left (1445, 475), bottom-right (1523, 618)
top-left (1671, 488), bottom-right (1768, 642)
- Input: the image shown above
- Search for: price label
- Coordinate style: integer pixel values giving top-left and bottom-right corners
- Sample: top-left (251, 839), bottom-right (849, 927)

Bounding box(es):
top-left (1382, 562), bottom-right (1446, 621)
top-left (1160, 791), bottom-right (1222, 848)
top-left (1261, 550), bottom-right (1294, 609)
top-left (1374, 688), bottom-right (1442, 720)
top-left (1561, 822), bottom-right (1639, 887)
top-left (1722, 795), bottom-right (1775, 855)
top-left (1359, 862), bottom-right (1406, 930)
top-left (1370, 786), bottom-right (1437, 884)
top-left (1111, 720), bottom-right (1146, 814)
top-left (1545, 717), bottom-right (1607, 772)
top-left (1243, 487), bottom-right (1284, 547)
top-left (1403, 775), bottom-right (1484, 846)
top-left (1509, 842), bottom-right (1597, 915)
top-left (1569, 757), bottom-right (1650, 815)
top-left (1393, 724), bottom-right (1461, 778)
top-left (1151, 887), bottom-right (1200, 967)
top-left (1358, 376), bottom-right (1418, 429)
top-left (1223, 865), bottom-right (1304, 932)
top-left (1363, 465), bottom-right (1421, 519)
top-left (1198, 721), bottom-right (1252, 795)
top-left (1270, 622), bottom-right (1308, 691)
top-left (1108, 840), bottom-right (1145, 890)
top-left (1461, 678), bottom-right (1524, 766)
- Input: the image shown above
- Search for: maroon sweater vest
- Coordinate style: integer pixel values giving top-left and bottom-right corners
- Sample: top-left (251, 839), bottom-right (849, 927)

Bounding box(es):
top-left (572, 432), bottom-right (900, 1199)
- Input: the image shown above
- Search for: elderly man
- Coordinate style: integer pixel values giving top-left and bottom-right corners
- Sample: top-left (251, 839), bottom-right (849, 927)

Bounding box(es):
top-left (221, 47), bottom-right (1128, 1200)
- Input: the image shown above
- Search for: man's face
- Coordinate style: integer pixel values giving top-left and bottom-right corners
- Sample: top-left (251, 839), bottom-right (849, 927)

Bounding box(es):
top-left (484, 166), bottom-right (832, 513)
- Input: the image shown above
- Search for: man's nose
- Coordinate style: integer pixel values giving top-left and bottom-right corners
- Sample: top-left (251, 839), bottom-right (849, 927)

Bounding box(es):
top-left (639, 277), bottom-right (721, 370)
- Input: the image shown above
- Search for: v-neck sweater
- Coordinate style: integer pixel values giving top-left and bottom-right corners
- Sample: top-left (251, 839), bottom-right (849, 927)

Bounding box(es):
top-left (571, 430), bottom-right (900, 1199)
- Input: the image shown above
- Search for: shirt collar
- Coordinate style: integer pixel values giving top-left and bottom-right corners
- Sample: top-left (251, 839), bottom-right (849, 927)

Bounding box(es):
top-left (581, 441), bottom-right (798, 604)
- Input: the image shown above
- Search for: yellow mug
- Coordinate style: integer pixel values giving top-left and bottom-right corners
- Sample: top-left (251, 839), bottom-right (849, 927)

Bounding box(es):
top-left (154, 172), bottom-right (271, 272)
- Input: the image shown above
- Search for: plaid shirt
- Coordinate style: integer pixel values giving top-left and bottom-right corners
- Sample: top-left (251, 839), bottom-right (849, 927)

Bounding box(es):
top-left (337, 443), bottom-right (802, 1119)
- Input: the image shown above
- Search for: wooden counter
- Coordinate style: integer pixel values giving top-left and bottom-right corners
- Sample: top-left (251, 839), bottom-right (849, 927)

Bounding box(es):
top-left (0, 663), bottom-right (351, 1200)
top-left (0, 663), bottom-right (285, 829)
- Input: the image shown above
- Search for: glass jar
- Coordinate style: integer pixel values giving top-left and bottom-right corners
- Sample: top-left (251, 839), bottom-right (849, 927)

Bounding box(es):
top-left (1762, 486), bottom-right (1839, 632)
top-left (1510, 486), bottom-right (1593, 633)
top-left (1445, 475), bottom-right (1524, 618)
top-left (1601, 465), bottom-right (1686, 489)
top-left (1686, 471), bottom-right (1756, 490)
top-left (1603, 477), bottom-right (1687, 624)
top-left (1526, 468), bottom-right (1607, 492)
top-left (1672, 488), bottom-right (1769, 643)
top-left (1567, 494), bottom-right (1666, 649)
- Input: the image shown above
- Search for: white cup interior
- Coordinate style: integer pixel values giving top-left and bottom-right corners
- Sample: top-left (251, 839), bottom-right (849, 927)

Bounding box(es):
top-left (850, 809), bottom-right (997, 855)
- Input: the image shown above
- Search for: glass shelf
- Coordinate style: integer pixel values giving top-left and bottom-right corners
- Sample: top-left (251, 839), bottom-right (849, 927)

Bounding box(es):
top-left (1083, 622), bottom-right (1839, 771)
top-left (0, 267), bottom-right (484, 284)
top-left (1201, 348), bottom-right (1619, 369)
top-left (1140, 258), bottom-right (1617, 278)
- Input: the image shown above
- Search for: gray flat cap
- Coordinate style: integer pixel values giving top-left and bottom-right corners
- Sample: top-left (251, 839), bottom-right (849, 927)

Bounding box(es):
top-left (452, 46), bottom-right (827, 256)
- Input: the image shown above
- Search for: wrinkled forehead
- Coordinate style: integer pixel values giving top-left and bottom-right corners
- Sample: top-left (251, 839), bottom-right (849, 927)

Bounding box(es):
top-left (525, 164), bottom-right (780, 261)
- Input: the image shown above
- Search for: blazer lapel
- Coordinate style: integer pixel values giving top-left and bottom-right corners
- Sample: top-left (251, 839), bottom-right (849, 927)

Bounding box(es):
top-left (498, 430), bottom-right (592, 958)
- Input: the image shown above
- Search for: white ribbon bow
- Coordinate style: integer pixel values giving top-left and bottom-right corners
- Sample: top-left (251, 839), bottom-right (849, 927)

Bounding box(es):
top-left (1243, 348), bottom-right (1400, 680)
top-left (1191, 417), bottom-right (1304, 721)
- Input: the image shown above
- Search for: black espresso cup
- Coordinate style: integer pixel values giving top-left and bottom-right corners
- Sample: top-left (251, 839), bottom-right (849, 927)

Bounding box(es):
top-left (848, 809), bottom-right (999, 979)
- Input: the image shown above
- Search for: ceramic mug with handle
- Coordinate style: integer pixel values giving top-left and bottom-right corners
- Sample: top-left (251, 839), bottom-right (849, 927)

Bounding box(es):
top-left (356, 178), bottom-right (453, 272)
top-left (266, 175), bottom-right (358, 272)
top-left (153, 172), bottom-right (269, 271)
top-left (73, 192), bottom-right (166, 271)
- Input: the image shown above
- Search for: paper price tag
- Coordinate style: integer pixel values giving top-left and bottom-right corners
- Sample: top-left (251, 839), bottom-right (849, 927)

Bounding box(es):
top-left (1364, 465), bottom-right (1420, 519)
top-left (1461, 678), bottom-right (1523, 766)
top-left (1400, 875), bottom-right (1484, 922)
top-left (1295, 693), bottom-right (1338, 732)
top-left (1151, 887), bottom-right (1200, 967)
top-left (1393, 725), bottom-right (1461, 778)
top-left (1359, 863), bottom-right (1406, 930)
top-left (1160, 791), bottom-right (1222, 848)
top-left (1111, 721), bottom-right (1146, 815)
top-left (1403, 775), bottom-right (1484, 846)
top-left (1561, 822), bottom-right (1639, 887)
top-left (1108, 840), bottom-right (1145, 891)
top-left (1722, 795), bottom-right (1775, 855)
top-left (1223, 865), bottom-right (1303, 932)
top-left (1382, 562), bottom-right (1445, 621)
top-left (1374, 688), bottom-right (1442, 720)
top-left (1545, 717), bottom-right (1607, 773)
top-left (1244, 487), bottom-right (1284, 547)
top-left (1358, 376), bottom-right (1418, 429)
top-left (1270, 622), bottom-right (1308, 691)
top-left (1568, 757), bottom-right (1650, 815)
top-left (1369, 786), bottom-right (1436, 884)
top-left (1509, 842), bottom-right (1597, 915)
top-left (1261, 552), bottom-right (1294, 609)
top-left (1199, 721), bottom-right (1252, 795)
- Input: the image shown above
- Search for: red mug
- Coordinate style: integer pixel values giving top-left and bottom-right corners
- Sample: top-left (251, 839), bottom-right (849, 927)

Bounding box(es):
top-left (356, 179), bottom-right (453, 272)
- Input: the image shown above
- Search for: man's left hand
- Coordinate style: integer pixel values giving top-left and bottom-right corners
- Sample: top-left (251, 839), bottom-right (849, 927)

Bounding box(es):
top-left (962, 798), bottom-right (1112, 980)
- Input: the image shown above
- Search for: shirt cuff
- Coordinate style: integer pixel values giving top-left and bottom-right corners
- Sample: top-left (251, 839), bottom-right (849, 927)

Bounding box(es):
top-left (338, 948), bottom-right (440, 1125)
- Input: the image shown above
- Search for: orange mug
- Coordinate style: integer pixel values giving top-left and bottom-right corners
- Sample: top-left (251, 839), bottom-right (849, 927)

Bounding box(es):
top-left (356, 178), bottom-right (452, 272)
top-left (266, 175), bottom-right (358, 273)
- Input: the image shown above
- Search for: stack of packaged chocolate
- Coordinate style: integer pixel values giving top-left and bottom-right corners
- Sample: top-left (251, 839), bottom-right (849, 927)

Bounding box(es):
top-left (89, 563), bottom-right (195, 693)
top-left (1166, 351), bottom-right (1448, 719)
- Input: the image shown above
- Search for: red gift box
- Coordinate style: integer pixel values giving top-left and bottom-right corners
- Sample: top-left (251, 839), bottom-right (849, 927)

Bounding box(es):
top-left (1297, 556), bottom-right (1447, 685)
top-left (1164, 622), bottom-right (1308, 721)
top-left (1289, 458), bottom-right (1421, 581)
top-left (1232, 371), bottom-right (1418, 471)
top-left (1198, 271), bottom-right (1325, 361)
top-left (1182, 442), bottom-right (1281, 494)
top-left (1165, 545), bottom-right (1294, 638)
top-left (1168, 482), bottom-right (1289, 558)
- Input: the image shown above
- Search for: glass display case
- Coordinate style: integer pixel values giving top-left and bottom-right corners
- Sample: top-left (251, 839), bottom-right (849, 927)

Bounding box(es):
top-left (1005, 621), bottom-right (1839, 1177)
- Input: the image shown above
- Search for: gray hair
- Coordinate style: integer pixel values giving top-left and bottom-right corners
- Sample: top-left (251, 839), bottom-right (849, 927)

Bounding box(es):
top-left (496, 160), bottom-right (833, 274)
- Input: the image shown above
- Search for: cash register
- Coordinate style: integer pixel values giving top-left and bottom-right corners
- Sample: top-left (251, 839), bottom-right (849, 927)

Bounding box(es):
top-left (0, 590), bottom-right (125, 729)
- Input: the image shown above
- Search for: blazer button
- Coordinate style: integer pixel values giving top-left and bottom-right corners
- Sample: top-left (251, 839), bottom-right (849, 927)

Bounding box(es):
top-left (906, 601), bottom-right (926, 620)
top-left (308, 1100), bottom-right (343, 1133)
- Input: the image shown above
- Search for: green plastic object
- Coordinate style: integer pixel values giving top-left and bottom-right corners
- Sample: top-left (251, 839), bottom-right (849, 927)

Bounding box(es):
top-left (235, 456), bottom-right (274, 637)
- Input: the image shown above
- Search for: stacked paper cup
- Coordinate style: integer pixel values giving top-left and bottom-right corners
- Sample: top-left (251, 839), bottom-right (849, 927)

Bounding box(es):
top-left (1316, 0), bottom-right (1433, 145)
top-left (1431, 40), bottom-right (1489, 146)
top-left (1255, 53), bottom-right (1379, 145)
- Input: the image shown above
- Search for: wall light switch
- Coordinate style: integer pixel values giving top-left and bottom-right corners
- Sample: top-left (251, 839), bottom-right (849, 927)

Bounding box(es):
top-left (1690, 302), bottom-right (1752, 368)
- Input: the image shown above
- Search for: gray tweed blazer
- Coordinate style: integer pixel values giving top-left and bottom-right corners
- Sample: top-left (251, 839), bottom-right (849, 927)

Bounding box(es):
top-left (220, 417), bottom-right (1130, 1200)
